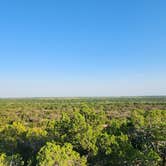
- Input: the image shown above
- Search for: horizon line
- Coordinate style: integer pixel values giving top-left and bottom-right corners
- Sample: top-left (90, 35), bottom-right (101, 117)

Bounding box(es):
top-left (0, 95), bottom-right (166, 99)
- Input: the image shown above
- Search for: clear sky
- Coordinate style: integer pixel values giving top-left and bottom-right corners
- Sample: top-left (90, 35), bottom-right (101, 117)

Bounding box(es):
top-left (0, 0), bottom-right (165, 97)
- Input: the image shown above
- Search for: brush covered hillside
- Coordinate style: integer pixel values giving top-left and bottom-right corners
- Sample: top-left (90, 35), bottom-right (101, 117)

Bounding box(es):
top-left (0, 97), bottom-right (166, 166)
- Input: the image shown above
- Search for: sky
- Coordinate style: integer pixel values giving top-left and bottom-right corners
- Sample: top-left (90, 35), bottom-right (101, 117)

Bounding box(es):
top-left (0, 0), bottom-right (166, 97)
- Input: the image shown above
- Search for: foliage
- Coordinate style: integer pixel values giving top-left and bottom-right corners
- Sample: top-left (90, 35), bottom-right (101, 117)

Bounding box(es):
top-left (36, 142), bottom-right (87, 166)
top-left (0, 153), bottom-right (24, 166)
top-left (0, 98), bottom-right (165, 165)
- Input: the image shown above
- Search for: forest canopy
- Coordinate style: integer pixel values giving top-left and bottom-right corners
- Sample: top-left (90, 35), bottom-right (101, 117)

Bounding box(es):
top-left (0, 97), bottom-right (165, 166)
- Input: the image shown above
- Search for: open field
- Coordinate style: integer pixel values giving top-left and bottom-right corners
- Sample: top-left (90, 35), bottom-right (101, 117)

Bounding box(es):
top-left (0, 97), bottom-right (166, 165)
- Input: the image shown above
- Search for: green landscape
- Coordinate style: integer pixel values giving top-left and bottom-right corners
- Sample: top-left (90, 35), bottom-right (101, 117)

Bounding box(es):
top-left (0, 0), bottom-right (165, 165)
top-left (0, 97), bottom-right (165, 166)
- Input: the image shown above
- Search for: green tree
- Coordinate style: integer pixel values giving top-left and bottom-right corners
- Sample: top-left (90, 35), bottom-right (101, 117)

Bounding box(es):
top-left (36, 142), bottom-right (87, 166)
top-left (0, 153), bottom-right (24, 166)
top-left (127, 110), bottom-right (165, 165)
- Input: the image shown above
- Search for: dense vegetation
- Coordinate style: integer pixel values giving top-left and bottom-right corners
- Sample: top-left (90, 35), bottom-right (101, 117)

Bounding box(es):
top-left (0, 97), bottom-right (166, 166)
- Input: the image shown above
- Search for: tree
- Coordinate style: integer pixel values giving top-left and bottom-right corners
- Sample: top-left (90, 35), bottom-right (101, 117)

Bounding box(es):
top-left (0, 153), bottom-right (24, 166)
top-left (127, 110), bottom-right (165, 165)
top-left (47, 111), bottom-right (103, 156)
top-left (36, 142), bottom-right (87, 166)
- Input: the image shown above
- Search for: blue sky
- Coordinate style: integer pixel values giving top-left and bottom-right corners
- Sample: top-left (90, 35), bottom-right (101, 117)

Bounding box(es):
top-left (0, 0), bottom-right (166, 97)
